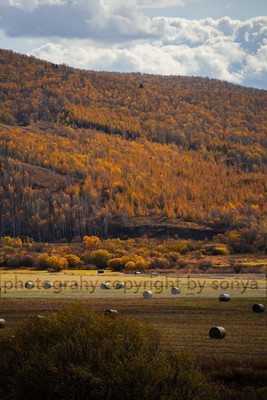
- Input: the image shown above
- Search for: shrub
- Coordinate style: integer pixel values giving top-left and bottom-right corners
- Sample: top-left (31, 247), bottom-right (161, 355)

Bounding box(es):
top-left (177, 258), bottom-right (187, 268)
top-left (108, 257), bottom-right (125, 271)
top-left (36, 253), bottom-right (49, 269)
top-left (108, 254), bottom-right (146, 272)
top-left (6, 256), bottom-right (22, 268)
top-left (166, 240), bottom-right (190, 254)
top-left (0, 236), bottom-right (22, 247)
top-left (200, 249), bottom-right (207, 255)
top-left (14, 237), bottom-right (23, 247)
top-left (134, 257), bottom-right (146, 270)
top-left (46, 255), bottom-right (68, 272)
top-left (156, 244), bottom-right (168, 253)
top-left (212, 247), bottom-right (229, 255)
top-left (114, 249), bottom-right (128, 256)
top-left (65, 254), bottom-right (84, 268)
top-left (124, 261), bottom-right (135, 270)
top-left (198, 260), bottom-right (213, 271)
top-left (179, 244), bottom-right (189, 255)
top-left (89, 249), bottom-right (111, 268)
top-left (0, 245), bottom-right (14, 254)
top-left (222, 228), bottom-right (267, 254)
top-left (0, 305), bottom-right (209, 400)
top-left (58, 245), bottom-right (72, 256)
top-left (32, 242), bottom-right (44, 252)
top-left (166, 251), bottom-right (180, 266)
top-left (83, 235), bottom-right (101, 250)
top-left (0, 236), bottom-right (14, 247)
top-left (21, 255), bottom-right (35, 267)
top-left (149, 257), bottom-right (170, 269)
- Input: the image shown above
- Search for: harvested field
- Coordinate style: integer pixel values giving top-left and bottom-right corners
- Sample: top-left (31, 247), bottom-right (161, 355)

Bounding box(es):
top-left (1, 296), bottom-right (266, 362)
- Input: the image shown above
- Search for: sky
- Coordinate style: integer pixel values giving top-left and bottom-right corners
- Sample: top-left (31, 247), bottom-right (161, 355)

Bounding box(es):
top-left (0, 0), bottom-right (266, 89)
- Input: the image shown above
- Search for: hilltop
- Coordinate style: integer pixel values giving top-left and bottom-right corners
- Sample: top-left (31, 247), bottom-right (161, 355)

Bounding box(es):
top-left (0, 49), bottom-right (266, 242)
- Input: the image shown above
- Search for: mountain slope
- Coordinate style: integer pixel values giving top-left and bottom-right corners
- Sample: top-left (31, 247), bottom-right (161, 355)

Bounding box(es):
top-left (0, 50), bottom-right (266, 241)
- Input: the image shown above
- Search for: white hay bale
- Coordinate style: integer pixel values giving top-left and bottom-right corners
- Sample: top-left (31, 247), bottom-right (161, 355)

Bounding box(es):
top-left (101, 282), bottom-right (110, 290)
top-left (25, 281), bottom-right (34, 289)
top-left (171, 287), bottom-right (181, 295)
top-left (36, 315), bottom-right (43, 319)
top-left (115, 282), bottom-right (125, 289)
top-left (43, 281), bottom-right (52, 289)
top-left (219, 294), bottom-right (230, 302)
top-left (104, 309), bottom-right (119, 317)
top-left (209, 326), bottom-right (226, 339)
top-left (252, 304), bottom-right (265, 313)
top-left (143, 290), bottom-right (153, 299)
top-left (0, 318), bottom-right (6, 329)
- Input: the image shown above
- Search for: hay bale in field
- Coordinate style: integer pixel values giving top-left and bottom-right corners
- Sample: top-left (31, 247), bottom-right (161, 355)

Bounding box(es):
top-left (171, 287), bottom-right (181, 295)
top-left (115, 282), bottom-right (125, 289)
top-left (0, 318), bottom-right (6, 329)
top-left (252, 304), bottom-right (265, 313)
top-left (143, 290), bottom-right (153, 299)
top-left (101, 282), bottom-right (110, 290)
top-left (25, 281), bottom-right (34, 289)
top-left (219, 294), bottom-right (230, 302)
top-left (104, 309), bottom-right (119, 317)
top-left (209, 326), bottom-right (226, 339)
top-left (36, 315), bottom-right (44, 319)
top-left (43, 281), bottom-right (52, 289)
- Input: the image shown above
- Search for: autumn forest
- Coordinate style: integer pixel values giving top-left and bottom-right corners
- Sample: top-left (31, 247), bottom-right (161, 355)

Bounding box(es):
top-left (0, 49), bottom-right (266, 245)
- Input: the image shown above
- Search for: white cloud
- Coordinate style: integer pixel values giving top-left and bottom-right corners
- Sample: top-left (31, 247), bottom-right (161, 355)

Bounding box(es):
top-left (0, 0), bottom-right (67, 11)
top-left (1, 0), bottom-right (197, 11)
top-left (0, 0), bottom-right (157, 40)
top-left (0, 0), bottom-right (266, 88)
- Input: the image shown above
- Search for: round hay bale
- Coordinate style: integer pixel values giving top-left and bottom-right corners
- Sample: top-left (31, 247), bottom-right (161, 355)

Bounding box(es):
top-left (101, 282), bottom-right (110, 290)
top-left (209, 326), bottom-right (226, 339)
top-left (252, 304), bottom-right (265, 313)
top-left (219, 294), bottom-right (230, 302)
top-left (25, 281), bottom-right (34, 289)
top-left (0, 318), bottom-right (6, 329)
top-left (143, 290), bottom-right (153, 299)
top-left (36, 315), bottom-right (44, 319)
top-left (115, 282), bottom-right (125, 289)
top-left (104, 309), bottom-right (119, 317)
top-left (43, 281), bottom-right (52, 289)
top-left (171, 287), bottom-right (181, 295)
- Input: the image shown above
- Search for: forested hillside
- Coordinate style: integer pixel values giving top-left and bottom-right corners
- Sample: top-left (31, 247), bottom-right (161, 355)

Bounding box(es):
top-left (0, 49), bottom-right (266, 242)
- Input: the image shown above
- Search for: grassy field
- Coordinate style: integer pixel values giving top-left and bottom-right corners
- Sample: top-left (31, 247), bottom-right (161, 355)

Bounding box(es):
top-left (1, 277), bottom-right (266, 362)
top-left (1, 270), bottom-right (266, 297)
